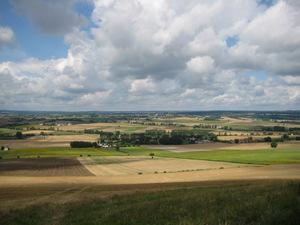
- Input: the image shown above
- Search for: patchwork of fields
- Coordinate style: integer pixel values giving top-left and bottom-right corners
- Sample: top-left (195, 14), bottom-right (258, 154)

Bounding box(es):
top-left (1, 140), bottom-right (299, 224)
top-left (1, 113), bottom-right (300, 225)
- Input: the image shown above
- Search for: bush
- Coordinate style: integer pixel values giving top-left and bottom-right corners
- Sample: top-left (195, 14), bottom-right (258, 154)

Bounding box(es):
top-left (264, 136), bottom-right (272, 142)
top-left (15, 131), bottom-right (23, 139)
top-left (281, 134), bottom-right (289, 141)
top-left (271, 141), bottom-right (278, 149)
top-left (70, 141), bottom-right (94, 148)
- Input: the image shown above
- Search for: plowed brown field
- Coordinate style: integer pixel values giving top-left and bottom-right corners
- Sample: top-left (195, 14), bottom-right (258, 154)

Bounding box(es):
top-left (0, 158), bottom-right (93, 176)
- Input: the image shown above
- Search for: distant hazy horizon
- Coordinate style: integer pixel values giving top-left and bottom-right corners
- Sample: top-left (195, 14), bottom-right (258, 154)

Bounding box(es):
top-left (1, 107), bottom-right (300, 112)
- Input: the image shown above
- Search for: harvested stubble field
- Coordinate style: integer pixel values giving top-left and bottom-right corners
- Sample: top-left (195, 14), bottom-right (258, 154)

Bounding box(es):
top-left (217, 134), bottom-right (282, 141)
top-left (53, 122), bottom-right (149, 132)
top-left (144, 141), bottom-right (300, 152)
top-left (0, 157), bottom-right (93, 176)
top-left (79, 156), bottom-right (246, 176)
top-left (145, 142), bottom-right (233, 152)
top-left (22, 130), bottom-right (55, 135)
top-left (1, 156), bottom-right (299, 187)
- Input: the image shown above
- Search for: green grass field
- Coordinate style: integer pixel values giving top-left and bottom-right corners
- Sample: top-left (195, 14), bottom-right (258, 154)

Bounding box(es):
top-left (121, 145), bottom-right (300, 165)
top-left (1, 181), bottom-right (299, 225)
top-left (0, 128), bottom-right (17, 135)
top-left (1, 144), bottom-right (300, 165)
top-left (0, 128), bottom-right (17, 139)
top-left (160, 149), bottom-right (300, 165)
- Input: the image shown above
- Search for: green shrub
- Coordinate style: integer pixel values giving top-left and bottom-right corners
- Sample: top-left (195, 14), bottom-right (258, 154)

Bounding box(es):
top-left (271, 141), bottom-right (278, 149)
top-left (70, 141), bottom-right (94, 148)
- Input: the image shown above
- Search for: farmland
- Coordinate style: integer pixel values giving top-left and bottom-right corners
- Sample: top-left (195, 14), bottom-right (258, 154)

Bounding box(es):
top-left (0, 111), bottom-right (300, 225)
top-left (0, 134), bottom-right (99, 149)
top-left (0, 157), bottom-right (93, 176)
top-left (0, 147), bottom-right (124, 158)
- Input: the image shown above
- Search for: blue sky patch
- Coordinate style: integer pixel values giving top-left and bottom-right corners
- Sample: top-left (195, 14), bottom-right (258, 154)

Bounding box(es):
top-left (242, 70), bottom-right (268, 81)
top-left (258, 0), bottom-right (274, 7)
top-left (226, 35), bottom-right (239, 48)
top-left (74, 1), bottom-right (94, 19)
top-left (0, 0), bottom-right (68, 61)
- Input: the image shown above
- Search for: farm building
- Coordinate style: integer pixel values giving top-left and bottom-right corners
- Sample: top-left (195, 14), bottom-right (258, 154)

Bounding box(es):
top-left (1, 146), bottom-right (10, 151)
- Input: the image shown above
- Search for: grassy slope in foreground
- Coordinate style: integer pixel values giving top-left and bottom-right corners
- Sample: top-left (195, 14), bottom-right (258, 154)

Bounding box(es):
top-left (0, 147), bottom-right (125, 159)
top-left (122, 145), bottom-right (300, 165)
top-left (1, 181), bottom-right (299, 225)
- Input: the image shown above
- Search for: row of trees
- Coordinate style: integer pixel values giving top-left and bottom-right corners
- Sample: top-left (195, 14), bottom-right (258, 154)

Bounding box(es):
top-left (70, 141), bottom-right (98, 148)
top-left (98, 130), bottom-right (217, 146)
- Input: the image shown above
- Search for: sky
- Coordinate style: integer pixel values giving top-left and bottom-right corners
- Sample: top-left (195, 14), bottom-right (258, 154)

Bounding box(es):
top-left (0, 0), bottom-right (299, 111)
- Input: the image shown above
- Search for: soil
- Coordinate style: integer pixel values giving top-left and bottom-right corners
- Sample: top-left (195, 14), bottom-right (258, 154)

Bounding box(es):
top-left (0, 157), bottom-right (93, 176)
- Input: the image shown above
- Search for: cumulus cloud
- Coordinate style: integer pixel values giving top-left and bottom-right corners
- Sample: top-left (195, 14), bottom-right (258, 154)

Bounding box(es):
top-left (229, 1), bottom-right (300, 75)
top-left (130, 77), bottom-right (156, 94)
top-left (0, 26), bottom-right (15, 48)
top-left (1, 0), bottom-right (300, 110)
top-left (186, 56), bottom-right (215, 74)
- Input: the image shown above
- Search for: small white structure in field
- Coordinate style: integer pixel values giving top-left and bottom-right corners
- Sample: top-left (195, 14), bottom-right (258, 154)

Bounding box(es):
top-left (97, 141), bottom-right (111, 149)
top-left (1, 146), bottom-right (10, 151)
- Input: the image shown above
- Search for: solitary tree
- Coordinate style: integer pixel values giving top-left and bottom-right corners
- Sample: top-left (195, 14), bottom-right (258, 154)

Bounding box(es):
top-left (281, 134), bottom-right (289, 141)
top-left (15, 131), bottom-right (23, 139)
top-left (149, 153), bottom-right (155, 159)
top-left (271, 141), bottom-right (278, 149)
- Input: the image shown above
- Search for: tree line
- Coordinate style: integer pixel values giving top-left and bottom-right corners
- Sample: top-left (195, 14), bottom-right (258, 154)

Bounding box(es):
top-left (101, 130), bottom-right (217, 146)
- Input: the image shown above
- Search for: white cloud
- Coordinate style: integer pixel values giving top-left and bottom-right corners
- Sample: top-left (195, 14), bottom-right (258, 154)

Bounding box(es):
top-left (0, 26), bottom-right (15, 48)
top-left (241, 1), bottom-right (300, 52)
top-left (186, 56), bottom-right (215, 74)
top-left (130, 77), bottom-right (156, 94)
top-left (78, 90), bottom-right (111, 104)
